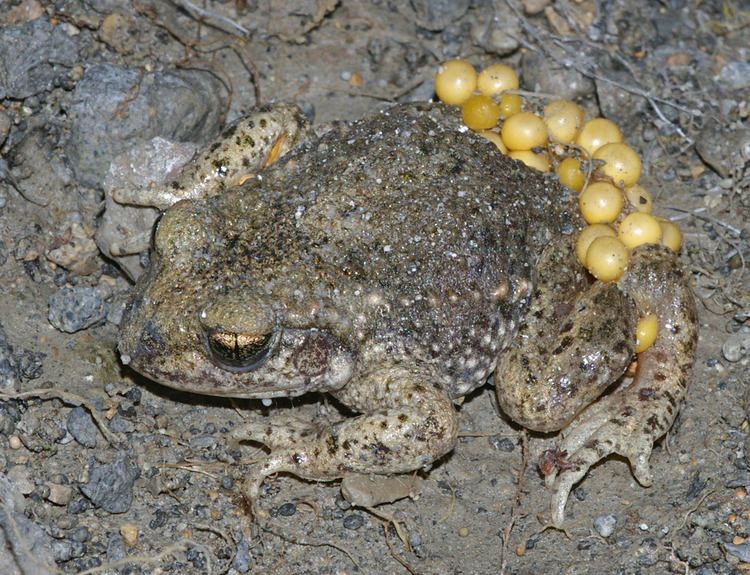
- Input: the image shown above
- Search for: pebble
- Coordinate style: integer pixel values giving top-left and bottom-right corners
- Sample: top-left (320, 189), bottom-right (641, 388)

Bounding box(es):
top-left (722, 331), bottom-right (750, 362)
top-left (120, 522), bottom-right (139, 547)
top-left (410, 0), bottom-right (470, 31)
top-left (593, 514), bottom-right (617, 537)
top-left (522, 0), bottom-right (549, 15)
top-left (521, 50), bottom-right (595, 100)
top-left (489, 435), bottom-right (515, 452)
top-left (50, 539), bottom-right (85, 562)
top-left (80, 452), bottom-right (140, 513)
top-left (724, 541), bottom-right (750, 563)
top-left (278, 502), bottom-right (297, 517)
top-left (0, 17), bottom-right (78, 100)
top-left (66, 406), bottom-right (98, 448)
top-left (718, 61), bottom-right (750, 90)
top-left (48, 286), bottom-right (107, 333)
top-left (6, 465), bottom-right (34, 494)
top-left (232, 533), bottom-right (252, 573)
top-left (46, 482), bottom-right (73, 505)
top-left (343, 513), bottom-right (364, 530)
top-left (8, 435), bottom-right (22, 449)
top-left (69, 526), bottom-right (91, 542)
top-left (0, 321), bottom-right (20, 389)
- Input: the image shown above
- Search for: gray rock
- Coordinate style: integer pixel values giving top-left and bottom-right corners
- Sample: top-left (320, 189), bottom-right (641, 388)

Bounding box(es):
top-left (473, 10), bottom-right (521, 56)
top-left (696, 120), bottom-right (750, 178)
top-left (49, 539), bottom-right (85, 562)
top-left (80, 452), bottom-right (140, 513)
top-left (0, 473), bottom-right (57, 575)
top-left (593, 513), bottom-right (617, 537)
top-left (96, 137), bottom-right (197, 280)
top-left (67, 406), bottom-right (98, 448)
top-left (595, 74), bottom-right (647, 128)
top-left (725, 541), bottom-right (750, 563)
top-left (722, 330), bottom-right (750, 363)
top-left (67, 64), bottom-right (226, 188)
top-left (718, 61), bottom-right (750, 91)
top-left (48, 286), bottom-right (107, 333)
top-left (410, 0), bottom-right (469, 31)
top-left (232, 533), bottom-right (252, 573)
top-left (521, 50), bottom-right (595, 100)
top-left (0, 18), bottom-right (78, 100)
top-left (0, 322), bottom-right (19, 389)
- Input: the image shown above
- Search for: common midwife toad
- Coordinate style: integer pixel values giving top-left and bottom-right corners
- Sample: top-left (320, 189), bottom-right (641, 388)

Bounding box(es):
top-left (118, 103), bottom-right (697, 525)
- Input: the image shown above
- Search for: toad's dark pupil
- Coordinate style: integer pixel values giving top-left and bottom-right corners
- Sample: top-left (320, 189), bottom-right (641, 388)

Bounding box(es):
top-left (207, 330), bottom-right (273, 368)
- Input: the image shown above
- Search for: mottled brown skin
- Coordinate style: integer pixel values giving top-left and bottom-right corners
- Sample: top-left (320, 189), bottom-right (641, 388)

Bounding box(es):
top-left (118, 103), bottom-right (697, 525)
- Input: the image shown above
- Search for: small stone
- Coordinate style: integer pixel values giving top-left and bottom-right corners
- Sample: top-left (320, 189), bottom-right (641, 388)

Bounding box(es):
top-left (277, 502), bottom-right (297, 517)
top-left (98, 13), bottom-right (138, 55)
top-left (522, 0), bottom-right (549, 15)
top-left (8, 435), bottom-right (22, 449)
top-left (46, 482), bottom-right (73, 505)
top-left (80, 452), bottom-right (140, 513)
top-left (6, 465), bottom-right (34, 494)
top-left (232, 534), bottom-right (251, 573)
top-left (67, 406), bottom-right (98, 448)
top-left (410, 0), bottom-right (470, 31)
top-left (50, 539), bottom-right (85, 562)
top-left (489, 435), bottom-right (515, 452)
top-left (725, 542), bottom-right (750, 563)
top-left (722, 331), bottom-right (750, 363)
top-left (120, 522), bottom-right (139, 547)
top-left (718, 61), bottom-right (750, 90)
top-left (458, 526), bottom-right (469, 537)
top-left (343, 513), bottom-right (364, 530)
top-left (593, 514), bottom-right (617, 537)
top-left (48, 286), bottom-right (107, 333)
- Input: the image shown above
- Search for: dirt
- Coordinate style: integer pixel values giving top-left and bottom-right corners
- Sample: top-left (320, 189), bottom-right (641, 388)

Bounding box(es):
top-left (0, 1), bottom-right (748, 574)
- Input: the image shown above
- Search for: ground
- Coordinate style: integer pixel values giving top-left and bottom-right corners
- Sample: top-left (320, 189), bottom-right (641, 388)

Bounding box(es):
top-left (0, 1), bottom-right (748, 574)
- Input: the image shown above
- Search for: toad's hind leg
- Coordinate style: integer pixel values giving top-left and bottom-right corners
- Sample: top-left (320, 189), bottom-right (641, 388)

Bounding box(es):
top-left (546, 244), bottom-right (697, 526)
top-left (235, 363), bottom-right (459, 498)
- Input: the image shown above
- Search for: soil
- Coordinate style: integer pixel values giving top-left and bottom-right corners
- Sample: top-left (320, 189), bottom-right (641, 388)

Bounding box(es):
top-left (0, 1), bottom-right (748, 574)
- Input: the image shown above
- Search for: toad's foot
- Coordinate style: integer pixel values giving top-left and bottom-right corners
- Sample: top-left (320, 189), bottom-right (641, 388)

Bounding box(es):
top-left (113, 103), bottom-right (311, 210)
top-left (546, 244), bottom-right (697, 526)
top-left (235, 363), bottom-right (459, 499)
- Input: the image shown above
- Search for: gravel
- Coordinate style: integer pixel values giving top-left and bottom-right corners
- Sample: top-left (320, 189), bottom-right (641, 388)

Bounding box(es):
top-left (80, 452), bottom-right (140, 514)
top-left (47, 286), bottom-right (107, 333)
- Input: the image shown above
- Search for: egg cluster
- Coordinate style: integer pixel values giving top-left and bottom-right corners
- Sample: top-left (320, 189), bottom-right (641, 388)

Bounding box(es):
top-left (435, 59), bottom-right (682, 353)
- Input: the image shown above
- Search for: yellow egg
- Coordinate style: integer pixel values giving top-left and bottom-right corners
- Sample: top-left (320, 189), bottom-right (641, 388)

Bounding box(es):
top-left (478, 130), bottom-right (507, 154)
top-left (578, 181), bottom-right (624, 224)
top-left (576, 118), bottom-right (623, 155)
top-left (462, 94), bottom-right (501, 130)
top-left (618, 212), bottom-right (662, 249)
top-left (593, 142), bottom-right (642, 187)
top-left (498, 93), bottom-right (523, 119)
top-left (543, 99), bottom-right (585, 144)
top-left (659, 220), bottom-right (683, 252)
top-left (635, 314), bottom-right (658, 353)
top-left (508, 150), bottom-right (550, 172)
top-left (477, 63), bottom-right (519, 97)
top-left (624, 184), bottom-right (653, 213)
top-left (501, 112), bottom-right (548, 151)
top-left (557, 157), bottom-right (586, 192)
top-left (585, 236), bottom-right (629, 281)
top-left (435, 59), bottom-right (477, 105)
top-left (575, 224), bottom-right (617, 265)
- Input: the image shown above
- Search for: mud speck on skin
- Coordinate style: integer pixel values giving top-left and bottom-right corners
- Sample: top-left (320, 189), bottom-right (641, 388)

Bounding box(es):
top-left (0, 1), bottom-right (747, 574)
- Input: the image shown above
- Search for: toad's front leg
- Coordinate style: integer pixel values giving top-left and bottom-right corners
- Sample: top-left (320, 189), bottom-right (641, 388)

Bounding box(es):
top-left (233, 363), bottom-right (458, 498)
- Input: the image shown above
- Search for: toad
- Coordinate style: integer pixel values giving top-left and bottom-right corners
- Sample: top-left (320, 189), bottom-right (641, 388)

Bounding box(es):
top-left (117, 103), bottom-right (697, 525)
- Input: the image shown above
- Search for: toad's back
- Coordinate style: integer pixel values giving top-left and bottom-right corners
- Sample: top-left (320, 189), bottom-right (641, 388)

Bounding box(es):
top-left (192, 103), bottom-right (579, 397)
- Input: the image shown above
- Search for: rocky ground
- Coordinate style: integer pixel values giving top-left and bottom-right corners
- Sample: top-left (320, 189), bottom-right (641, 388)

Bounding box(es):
top-left (0, 0), bottom-right (748, 574)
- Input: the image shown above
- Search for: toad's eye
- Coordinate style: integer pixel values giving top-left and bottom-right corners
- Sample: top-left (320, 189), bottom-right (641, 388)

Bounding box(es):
top-left (204, 329), bottom-right (279, 372)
